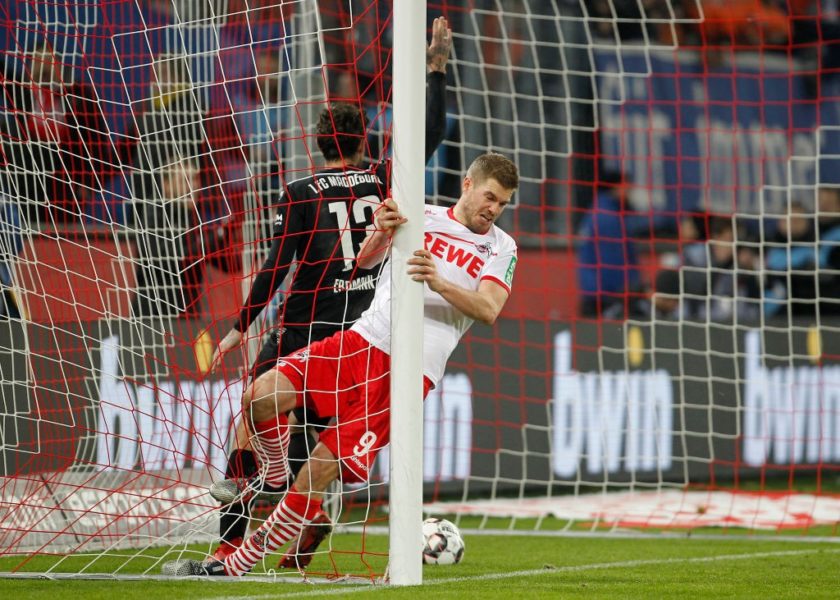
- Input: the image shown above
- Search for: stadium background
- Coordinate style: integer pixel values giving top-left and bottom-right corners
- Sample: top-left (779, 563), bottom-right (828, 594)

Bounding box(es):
top-left (1, 0), bottom-right (839, 569)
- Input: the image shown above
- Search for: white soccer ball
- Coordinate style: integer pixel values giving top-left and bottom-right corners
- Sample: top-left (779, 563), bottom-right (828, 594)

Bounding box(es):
top-left (422, 517), bottom-right (465, 565)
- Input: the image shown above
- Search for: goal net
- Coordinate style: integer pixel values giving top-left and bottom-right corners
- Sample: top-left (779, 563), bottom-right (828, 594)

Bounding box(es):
top-left (1, 0), bottom-right (839, 583)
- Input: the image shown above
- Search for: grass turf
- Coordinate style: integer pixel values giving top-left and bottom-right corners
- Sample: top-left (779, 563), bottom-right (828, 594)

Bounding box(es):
top-left (1, 531), bottom-right (838, 599)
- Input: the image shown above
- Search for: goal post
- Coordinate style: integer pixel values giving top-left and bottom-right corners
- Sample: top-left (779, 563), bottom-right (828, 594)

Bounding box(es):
top-left (388, 0), bottom-right (426, 587)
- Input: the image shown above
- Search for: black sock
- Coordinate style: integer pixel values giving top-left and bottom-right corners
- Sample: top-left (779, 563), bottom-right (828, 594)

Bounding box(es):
top-left (225, 448), bottom-right (258, 480)
top-left (287, 429), bottom-right (315, 480)
top-left (218, 449), bottom-right (257, 544)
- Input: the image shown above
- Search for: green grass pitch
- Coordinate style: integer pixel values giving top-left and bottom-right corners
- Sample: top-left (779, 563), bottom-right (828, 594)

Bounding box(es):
top-left (1, 531), bottom-right (838, 599)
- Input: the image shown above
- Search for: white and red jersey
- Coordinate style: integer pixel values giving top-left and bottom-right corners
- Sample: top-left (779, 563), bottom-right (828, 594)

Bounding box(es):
top-left (352, 204), bottom-right (518, 384)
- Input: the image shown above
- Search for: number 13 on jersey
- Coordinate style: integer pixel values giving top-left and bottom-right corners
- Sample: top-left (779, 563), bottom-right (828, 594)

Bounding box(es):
top-left (328, 195), bottom-right (383, 270)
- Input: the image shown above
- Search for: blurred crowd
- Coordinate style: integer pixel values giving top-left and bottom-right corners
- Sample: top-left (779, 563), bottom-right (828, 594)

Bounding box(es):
top-left (4, 2), bottom-right (840, 323)
top-left (586, 0), bottom-right (840, 87)
top-left (0, 5), bottom-right (452, 319)
top-left (586, 0), bottom-right (832, 48)
top-left (0, 40), bottom-right (256, 317)
top-left (577, 0), bottom-right (840, 323)
top-left (576, 169), bottom-right (840, 323)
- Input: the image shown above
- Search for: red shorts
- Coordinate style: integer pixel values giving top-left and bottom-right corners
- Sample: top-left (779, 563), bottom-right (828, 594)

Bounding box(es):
top-left (276, 330), bottom-right (433, 483)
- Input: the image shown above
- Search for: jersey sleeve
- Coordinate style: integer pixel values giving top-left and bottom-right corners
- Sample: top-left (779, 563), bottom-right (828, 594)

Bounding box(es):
top-left (234, 190), bottom-right (303, 332)
top-left (424, 71), bottom-right (447, 162)
top-left (479, 236), bottom-right (517, 294)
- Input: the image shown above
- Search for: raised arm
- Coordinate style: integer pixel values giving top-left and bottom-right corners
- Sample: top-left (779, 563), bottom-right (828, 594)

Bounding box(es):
top-left (424, 16), bottom-right (451, 162)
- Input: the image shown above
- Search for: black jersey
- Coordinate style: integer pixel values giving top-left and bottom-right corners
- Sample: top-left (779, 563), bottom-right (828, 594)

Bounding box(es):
top-left (238, 165), bottom-right (388, 333)
top-left (234, 71), bottom-right (447, 335)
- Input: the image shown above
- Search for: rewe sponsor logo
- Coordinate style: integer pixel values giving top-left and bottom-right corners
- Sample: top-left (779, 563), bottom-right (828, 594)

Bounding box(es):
top-left (743, 331), bottom-right (840, 466)
top-left (424, 233), bottom-right (484, 278)
top-left (551, 331), bottom-right (673, 477)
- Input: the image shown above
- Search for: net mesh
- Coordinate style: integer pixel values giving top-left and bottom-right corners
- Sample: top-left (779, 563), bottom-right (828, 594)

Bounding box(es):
top-left (1, 0), bottom-right (839, 582)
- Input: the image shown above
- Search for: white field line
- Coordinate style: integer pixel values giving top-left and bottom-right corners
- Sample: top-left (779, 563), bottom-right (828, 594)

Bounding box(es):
top-left (3, 534), bottom-right (836, 583)
top-left (346, 525), bottom-right (840, 544)
top-left (199, 547), bottom-right (840, 600)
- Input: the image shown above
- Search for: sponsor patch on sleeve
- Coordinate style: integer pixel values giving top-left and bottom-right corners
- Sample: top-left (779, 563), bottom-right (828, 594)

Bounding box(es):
top-left (504, 256), bottom-right (517, 286)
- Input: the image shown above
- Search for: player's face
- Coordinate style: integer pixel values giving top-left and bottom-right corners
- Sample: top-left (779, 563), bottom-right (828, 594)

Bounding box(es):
top-left (456, 176), bottom-right (513, 234)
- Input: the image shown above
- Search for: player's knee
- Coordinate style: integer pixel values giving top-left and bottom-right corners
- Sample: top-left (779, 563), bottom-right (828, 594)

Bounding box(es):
top-left (241, 382), bottom-right (256, 411)
top-left (247, 369), bottom-right (297, 422)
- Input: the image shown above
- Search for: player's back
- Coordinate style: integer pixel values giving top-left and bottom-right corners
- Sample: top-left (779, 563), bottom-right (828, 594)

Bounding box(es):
top-left (280, 164), bottom-right (388, 331)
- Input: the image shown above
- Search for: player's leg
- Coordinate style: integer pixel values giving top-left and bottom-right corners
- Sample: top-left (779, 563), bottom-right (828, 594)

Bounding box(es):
top-left (213, 412), bottom-right (323, 504)
top-left (276, 421), bottom-right (379, 570)
top-left (214, 329), bottom-right (331, 557)
top-left (278, 328), bottom-right (329, 482)
top-left (278, 344), bottom-right (432, 570)
top-left (276, 405), bottom-right (333, 568)
top-left (163, 442), bottom-right (340, 577)
top-left (241, 363), bottom-right (301, 489)
top-left (164, 333), bottom-right (347, 577)
top-left (216, 327), bottom-right (332, 495)
top-left (214, 419), bottom-right (255, 557)
top-left (241, 380), bottom-right (395, 577)
top-left (214, 330), bottom-right (280, 559)
top-left (224, 442), bottom-right (339, 576)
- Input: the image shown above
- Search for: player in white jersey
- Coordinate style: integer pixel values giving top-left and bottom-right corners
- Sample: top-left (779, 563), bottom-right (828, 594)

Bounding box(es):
top-left (163, 152), bottom-right (519, 577)
top-left (353, 202), bottom-right (518, 385)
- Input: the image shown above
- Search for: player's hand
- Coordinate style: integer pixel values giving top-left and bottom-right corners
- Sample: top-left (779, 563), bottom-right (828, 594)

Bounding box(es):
top-left (374, 198), bottom-right (408, 234)
top-left (408, 249), bottom-right (446, 292)
top-left (427, 16), bottom-right (452, 74)
top-left (208, 328), bottom-right (244, 375)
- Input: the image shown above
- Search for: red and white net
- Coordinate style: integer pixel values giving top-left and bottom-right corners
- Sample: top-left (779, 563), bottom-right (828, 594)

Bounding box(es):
top-left (1, 0), bottom-right (839, 582)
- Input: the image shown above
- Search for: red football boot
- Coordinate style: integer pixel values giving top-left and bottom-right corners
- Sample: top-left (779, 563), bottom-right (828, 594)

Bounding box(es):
top-left (211, 536), bottom-right (242, 562)
top-left (277, 511), bottom-right (333, 570)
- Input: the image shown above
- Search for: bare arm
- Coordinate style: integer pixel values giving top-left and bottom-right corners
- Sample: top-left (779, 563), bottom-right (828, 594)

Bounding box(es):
top-left (407, 249), bottom-right (510, 325)
top-left (356, 198), bottom-right (407, 269)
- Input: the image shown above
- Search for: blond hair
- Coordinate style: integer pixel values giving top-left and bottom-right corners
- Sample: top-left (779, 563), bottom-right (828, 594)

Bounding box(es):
top-left (467, 153), bottom-right (519, 191)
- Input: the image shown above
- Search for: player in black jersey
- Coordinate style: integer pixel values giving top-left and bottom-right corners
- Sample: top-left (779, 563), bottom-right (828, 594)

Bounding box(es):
top-left (206, 16), bottom-right (452, 568)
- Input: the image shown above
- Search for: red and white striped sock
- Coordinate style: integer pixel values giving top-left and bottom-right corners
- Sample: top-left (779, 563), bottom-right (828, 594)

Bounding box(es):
top-left (252, 415), bottom-right (290, 488)
top-left (224, 490), bottom-right (322, 576)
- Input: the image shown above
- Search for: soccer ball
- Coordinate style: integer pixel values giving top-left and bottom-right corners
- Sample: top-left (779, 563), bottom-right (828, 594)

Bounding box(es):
top-left (422, 517), bottom-right (465, 565)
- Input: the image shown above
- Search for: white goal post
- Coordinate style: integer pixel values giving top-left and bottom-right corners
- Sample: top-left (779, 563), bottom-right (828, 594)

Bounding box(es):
top-left (388, 0), bottom-right (427, 587)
